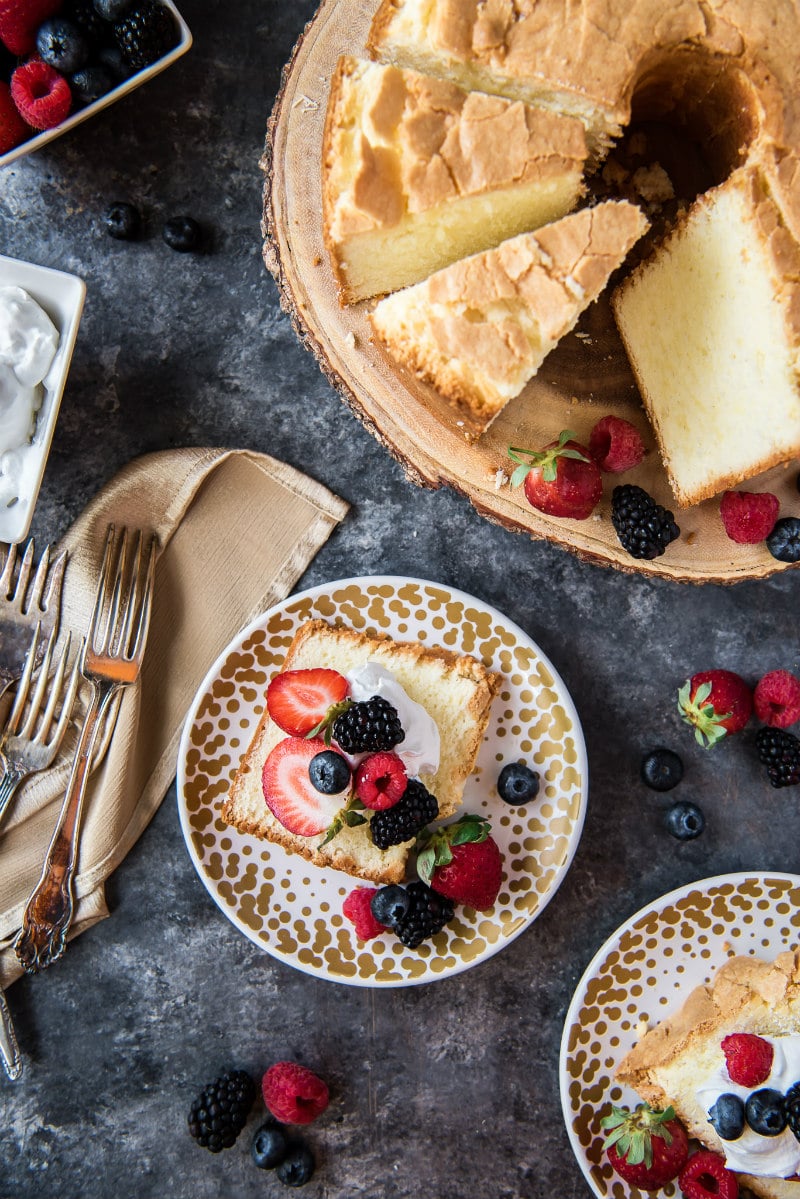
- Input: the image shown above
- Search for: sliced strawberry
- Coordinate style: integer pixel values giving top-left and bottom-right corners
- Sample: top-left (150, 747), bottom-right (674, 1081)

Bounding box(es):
top-left (509, 430), bottom-right (602, 520)
top-left (266, 668), bottom-right (349, 737)
top-left (262, 737), bottom-right (344, 836)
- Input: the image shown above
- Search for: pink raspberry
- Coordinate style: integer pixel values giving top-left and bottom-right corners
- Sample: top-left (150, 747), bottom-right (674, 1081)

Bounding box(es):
top-left (354, 751), bottom-right (406, 810)
top-left (679, 1150), bottom-right (738, 1199)
top-left (588, 415), bottom-right (645, 473)
top-left (719, 490), bottom-right (780, 544)
top-left (754, 670), bottom-right (800, 728)
top-left (721, 1032), bottom-right (773, 1086)
top-left (342, 886), bottom-right (387, 940)
top-left (11, 60), bottom-right (71, 131)
top-left (262, 1061), bottom-right (329, 1125)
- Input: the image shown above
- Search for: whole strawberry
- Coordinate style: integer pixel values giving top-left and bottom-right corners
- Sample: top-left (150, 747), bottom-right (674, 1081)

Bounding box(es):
top-left (508, 429), bottom-right (602, 519)
top-left (416, 813), bottom-right (502, 910)
top-left (678, 669), bottom-right (753, 748)
top-left (602, 1102), bottom-right (689, 1189)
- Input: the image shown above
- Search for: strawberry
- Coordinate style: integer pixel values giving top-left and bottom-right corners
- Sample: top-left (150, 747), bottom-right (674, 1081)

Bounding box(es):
top-left (262, 737), bottom-right (349, 837)
top-left (679, 1150), bottom-right (739, 1199)
top-left (753, 670), bottom-right (800, 729)
top-left (266, 667), bottom-right (349, 737)
top-left (416, 813), bottom-right (502, 910)
top-left (602, 1103), bottom-right (689, 1190)
top-left (508, 429), bottom-right (602, 519)
top-left (589, 414), bottom-right (645, 473)
top-left (721, 1032), bottom-right (774, 1087)
top-left (678, 669), bottom-right (753, 748)
top-left (0, 81), bottom-right (31, 154)
top-left (0, 0), bottom-right (62, 56)
top-left (354, 752), bottom-right (406, 810)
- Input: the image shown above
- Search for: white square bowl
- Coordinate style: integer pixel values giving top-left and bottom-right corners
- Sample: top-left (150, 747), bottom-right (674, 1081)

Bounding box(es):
top-left (0, 0), bottom-right (191, 170)
top-left (0, 254), bottom-right (86, 544)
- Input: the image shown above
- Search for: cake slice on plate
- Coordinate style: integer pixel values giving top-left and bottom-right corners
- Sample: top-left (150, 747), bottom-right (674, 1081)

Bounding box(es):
top-left (369, 199), bottom-right (648, 439)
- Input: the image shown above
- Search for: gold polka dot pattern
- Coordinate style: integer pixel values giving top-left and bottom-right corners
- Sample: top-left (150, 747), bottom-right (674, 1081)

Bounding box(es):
top-left (560, 872), bottom-right (800, 1197)
top-left (178, 577), bottom-right (587, 986)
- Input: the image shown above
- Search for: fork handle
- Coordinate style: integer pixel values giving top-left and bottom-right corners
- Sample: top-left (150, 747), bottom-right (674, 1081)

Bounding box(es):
top-left (15, 678), bottom-right (119, 974)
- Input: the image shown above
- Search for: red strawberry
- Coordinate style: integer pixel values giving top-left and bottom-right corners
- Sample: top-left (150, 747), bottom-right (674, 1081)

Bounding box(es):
top-left (601, 1103), bottom-right (689, 1190)
top-left (720, 490), bottom-right (780, 544)
top-left (354, 752), bottom-right (406, 810)
top-left (417, 813), bottom-right (502, 910)
top-left (10, 60), bottom-right (71, 131)
top-left (678, 669), bottom-right (753, 748)
top-left (754, 670), bottom-right (800, 729)
top-left (262, 1061), bottom-right (329, 1125)
top-left (266, 667), bottom-right (348, 737)
top-left (262, 737), bottom-right (346, 836)
top-left (342, 887), bottom-right (387, 940)
top-left (0, 81), bottom-right (30, 154)
top-left (589, 414), bottom-right (645, 473)
top-left (508, 430), bottom-right (602, 519)
top-left (0, 0), bottom-right (61, 56)
top-left (721, 1032), bottom-right (774, 1087)
top-left (679, 1150), bottom-right (738, 1199)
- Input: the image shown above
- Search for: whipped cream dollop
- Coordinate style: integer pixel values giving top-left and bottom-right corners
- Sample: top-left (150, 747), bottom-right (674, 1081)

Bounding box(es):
top-left (0, 286), bottom-right (59, 507)
top-left (697, 1035), bottom-right (800, 1178)
top-left (345, 662), bottom-right (440, 777)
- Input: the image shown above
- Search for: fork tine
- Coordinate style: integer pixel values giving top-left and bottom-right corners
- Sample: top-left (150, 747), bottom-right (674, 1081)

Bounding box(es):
top-left (23, 545), bottom-right (50, 615)
top-left (46, 641), bottom-right (83, 751)
top-left (38, 635), bottom-right (81, 750)
top-left (40, 547), bottom-right (67, 615)
top-left (104, 530), bottom-right (130, 657)
top-left (88, 526), bottom-right (120, 653)
top-left (118, 529), bottom-right (144, 657)
top-left (129, 534), bottom-right (157, 662)
top-left (6, 624), bottom-right (42, 737)
top-left (0, 544), bottom-right (17, 598)
top-left (19, 629), bottom-right (60, 743)
top-left (11, 541), bottom-right (35, 607)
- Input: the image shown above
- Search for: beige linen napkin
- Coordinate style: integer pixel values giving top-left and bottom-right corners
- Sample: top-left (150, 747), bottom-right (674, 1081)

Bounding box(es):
top-left (0, 448), bottom-right (348, 987)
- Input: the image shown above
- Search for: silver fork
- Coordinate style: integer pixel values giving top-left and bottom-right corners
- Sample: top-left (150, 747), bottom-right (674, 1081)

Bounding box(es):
top-left (0, 542), bottom-right (68, 699)
top-left (14, 526), bottom-right (157, 974)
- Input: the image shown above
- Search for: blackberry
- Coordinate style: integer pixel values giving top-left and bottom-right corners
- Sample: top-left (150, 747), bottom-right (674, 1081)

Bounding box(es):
top-left (370, 779), bottom-right (438, 849)
top-left (332, 695), bottom-right (404, 754)
top-left (63, 0), bottom-right (109, 46)
top-left (786, 1082), bottom-right (800, 1141)
top-left (114, 0), bottom-right (179, 69)
top-left (756, 727), bottom-right (800, 787)
top-left (611, 484), bottom-right (680, 559)
top-left (394, 881), bottom-right (454, 948)
top-left (187, 1069), bottom-right (256, 1152)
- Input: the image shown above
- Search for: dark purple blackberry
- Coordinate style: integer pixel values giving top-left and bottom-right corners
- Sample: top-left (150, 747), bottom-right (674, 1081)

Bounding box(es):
top-left (611, 484), bottom-right (680, 559)
top-left (64, 0), bottom-right (109, 46)
top-left (370, 779), bottom-right (438, 850)
top-left (187, 1069), bottom-right (255, 1153)
top-left (786, 1082), bottom-right (800, 1141)
top-left (394, 881), bottom-right (454, 948)
top-left (114, 0), bottom-right (179, 69)
top-left (756, 727), bottom-right (800, 787)
top-left (332, 695), bottom-right (404, 754)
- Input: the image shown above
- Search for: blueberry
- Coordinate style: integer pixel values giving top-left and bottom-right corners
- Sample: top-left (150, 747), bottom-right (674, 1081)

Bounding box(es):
top-left (36, 17), bottom-right (90, 73)
top-left (746, 1088), bottom-right (787, 1136)
top-left (708, 1092), bottom-right (745, 1140)
top-left (276, 1142), bottom-right (315, 1187)
top-left (251, 1121), bottom-right (288, 1170)
top-left (497, 762), bottom-right (540, 804)
top-left (104, 201), bottom-right (141, 241)
top-left (97, 42), bottom-right (136, 81)
top-left (640, 747), bottom-right (684, 792)
top-left (93, 0), bottom-right (135, 18)
top-left (370, 884), bottom-right (410, 930)
top-left (665, 800), bottom-right (705, 840)
top-left (70, 64), bottom-right (115, 103)
top-left (308, 750), bottom-right (350, 795)
top-left (766, 517), bottom-right (800, 564)
top-left (163, 215), bottom-right (202, 253)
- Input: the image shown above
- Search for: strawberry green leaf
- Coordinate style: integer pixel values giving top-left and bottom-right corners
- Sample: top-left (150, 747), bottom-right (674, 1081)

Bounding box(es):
top-left (416, 845), bottom-right (436, 885)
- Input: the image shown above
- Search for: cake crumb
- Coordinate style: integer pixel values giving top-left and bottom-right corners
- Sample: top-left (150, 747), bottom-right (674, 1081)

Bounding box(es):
top-left (635, 1017), bottom-right (650, 1039)
top-left (685, 530), bottom-right (697, 545)
top-left (493, 468), bottom-right (509, 490)
top-left (344, 330), bottom-right (356, 350)
top-left (292, 94), bottom-right (319, 113)
top-left (575, 331), bottom-right (592, 342)
top-left (602, 157), bottom-right (630, 188)
top-left (632, 163), bottom-right (675, 204)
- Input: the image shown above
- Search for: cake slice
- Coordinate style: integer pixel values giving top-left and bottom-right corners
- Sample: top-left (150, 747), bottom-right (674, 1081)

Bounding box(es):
top-left (369, 199), bottom-right (648, 438)
top-left (617, 950), bottom-right (800, 1199)
top-left (221, 619), bottom-right (500, 885)
top-left (613, 166), bottom-right (800, 507)
top-left (323, 56), bottom-right (588, 302)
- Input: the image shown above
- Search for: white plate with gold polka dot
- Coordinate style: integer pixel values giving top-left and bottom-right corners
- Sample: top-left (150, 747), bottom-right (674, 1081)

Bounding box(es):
top-left (560, 871), bottom-right (800, 1196)
top-left (177, 576), bottom-right (587, 987)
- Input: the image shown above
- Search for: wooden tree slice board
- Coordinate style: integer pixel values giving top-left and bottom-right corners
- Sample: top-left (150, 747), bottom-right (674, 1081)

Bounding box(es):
top-left (261, 0), bottom-right (800, 583)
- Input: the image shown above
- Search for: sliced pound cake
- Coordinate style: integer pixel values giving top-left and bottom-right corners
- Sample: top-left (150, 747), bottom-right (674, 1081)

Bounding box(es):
top-left (369, 199), bottom-right (648, 439)
top-left (323, 56), bottom-right (588, 302)
top-left (221, 619), bottom-right (500, 885)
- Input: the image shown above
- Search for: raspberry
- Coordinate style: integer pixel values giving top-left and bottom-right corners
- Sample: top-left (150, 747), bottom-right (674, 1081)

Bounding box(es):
top-left (720, 490), bottom-right (780, 544)
top-left (754, 670), bottom-right (800, 729)
top-left (0, 82), bottom-right (31, 154)
top-left (0, 0), bottom-right (62, 56)
top-left (10, 60), bottom-right (71, 130)
top-left (721, 1032), bottom-right (774, 1087)
top-left (262, 1062), bottom-right (329, 1126)
top-left (342, 887), bottom-right (387, 940)
top-left (755, 727), bottom-right (800, 787)
top-left (354, 751), bottom-right (407, 810)
top-left (679, 1150), bottom-right (739, 1199)
top-left (589, 414), bottom-right (645, 473)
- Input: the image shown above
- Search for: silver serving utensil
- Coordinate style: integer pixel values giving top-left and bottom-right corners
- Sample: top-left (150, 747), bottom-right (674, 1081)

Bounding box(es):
top-left (0, 542), bottom-right (67, 701)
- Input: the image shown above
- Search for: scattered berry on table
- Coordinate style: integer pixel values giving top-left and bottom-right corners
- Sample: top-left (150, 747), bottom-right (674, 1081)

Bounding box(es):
top-left (719, 489), bottom-right (780, 544)
top-left (276, 1142), bottom-right (316, 1187)
top-left (262, 737), bottom-right (344, 836)
top-left (370, 778), bottom-right (437, 849)
top-left (678, 669), bottom-right (753, 747)
top-left (370, 884), bottom-right (411, 929)
top-left (707, 1093), bottom-right (745, 1141)
top-left (162, 214), bottom-right (202, 252)
top-left (602, 1102), bottom-right (689, 1189)
top-left (393, 880), bottom-right (454, 948)
top-left (753, 669), bottom-right (800, 728)
top-left (0, 0), bottom-right (62, 56)
top-left (640, 747), bottom-right (683, 791)
top-left (70, 63), bottom-right (115, 103)
top-left (722, 1033), bottom-right (774, 1087)
top-left (589, 414), bottom-right (645, 473)
top-left (187, 1069), bottom-right (256, 1153)
top-left (497, 762), bottom-right (540, 804)
top-left (308, 749), bottom-right (350, 796)
top-left (679, 1149), bottom-right (739, 1199)
top-left (665, 800), bottom-right (704, 840)
top-left (785, 1081), bottom-right (800, 1140)
top-left (36, 17), bottom-right (89, 73)
top-left (354, 751), bottom-right (406, 809)
top-left (508, 430), bottom-right (602, 520)
top-left (267, 667), bottom-right (349, 738)
top-left (766, 517), bottom-right (800, 563)
top-left (262, 1061), bottom-right (329, 1126)
top-left (251, 1121), bottom-right (289, 1170)
top-left (342, 886), bottom-right (386, 941)
top-left (745, 1088), bottom-right (787, 1136)
top-left (755, 727), bottom-right (800, 787)
top-left (94, 0), bottom-right (136, 19)
top-left (113, 0), bottom-right (178, 69)
top-left (611, 483), bottom-right (680, 558)
top-left (332, 695), bottom-right (404, 755)
top-left (417, 813), bottom-right (502, 910)
top-left (0, 83), bottom-right (32, 155)
top-left (10, 60), bottom-right (72, 130)
top-left (104, 199), bottom-right (141, 240)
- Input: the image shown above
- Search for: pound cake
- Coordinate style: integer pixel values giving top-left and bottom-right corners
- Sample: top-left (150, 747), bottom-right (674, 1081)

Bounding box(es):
top-left (323, 56), bottom-right (588, 302)
top-left (369, 199), bottom-right (648, 439)
top-left (221, 619), bottom-right (500, 885)
top-left (617, 949), bottom-right (800, 1199)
